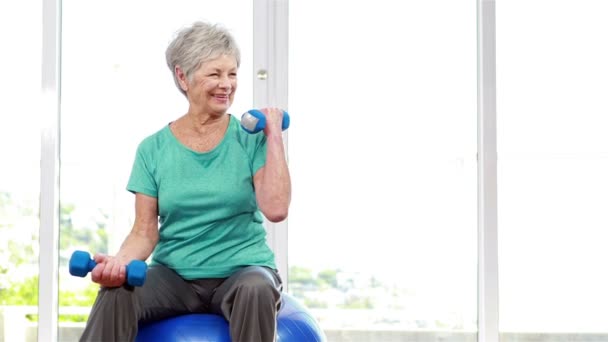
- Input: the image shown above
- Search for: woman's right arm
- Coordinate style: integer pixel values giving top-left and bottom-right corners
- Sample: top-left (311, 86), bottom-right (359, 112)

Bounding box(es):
top-left (91, 193), bottom-right (159, 287)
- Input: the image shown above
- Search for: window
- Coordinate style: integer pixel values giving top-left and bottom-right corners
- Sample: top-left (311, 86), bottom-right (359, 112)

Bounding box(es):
top-left (12, 2), bottom-right (608, 341)
top-left (58, 0), bottom-right (253, 335)
top-left (497, 1), bottom-right (608, 340)
top-left (0, 2), bottom-right (42, 340)
top-left (288, 1), bottom-right (477, 340)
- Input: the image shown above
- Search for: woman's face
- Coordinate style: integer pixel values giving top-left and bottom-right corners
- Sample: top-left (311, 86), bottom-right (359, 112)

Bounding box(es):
top-left (185, 54), bottom-right (238, 115)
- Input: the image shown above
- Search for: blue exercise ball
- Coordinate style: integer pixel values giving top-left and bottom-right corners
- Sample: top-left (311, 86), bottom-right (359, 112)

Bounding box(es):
top-left (136, 292), bottom-right (326, 342)
top-left (276, 292), bottom-right (325, 342)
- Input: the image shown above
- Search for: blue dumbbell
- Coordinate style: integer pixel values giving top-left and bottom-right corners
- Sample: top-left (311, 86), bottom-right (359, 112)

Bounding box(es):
top-left (69, 250), bottom-right (147, 287)
top-left (240, 109), bottom-right (290, 134)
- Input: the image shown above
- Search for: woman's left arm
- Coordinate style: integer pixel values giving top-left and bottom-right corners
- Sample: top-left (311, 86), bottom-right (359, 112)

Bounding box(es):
top-left (253, 108), bottom-right (292, 222)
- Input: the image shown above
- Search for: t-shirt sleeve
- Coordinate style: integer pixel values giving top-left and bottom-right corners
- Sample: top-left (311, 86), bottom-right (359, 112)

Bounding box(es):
top-left (126, 141), bottom-right (158, 197)
top-left (251, 134), bottom-right (267, 175)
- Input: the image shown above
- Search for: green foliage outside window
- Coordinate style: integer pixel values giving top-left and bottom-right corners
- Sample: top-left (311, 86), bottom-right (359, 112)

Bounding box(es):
top-left (0, 191), bottom-right (106, 322)
top-left (289, 265), bottom-right (377, 309)
top-left (0, 275), bottom-right (99, 322)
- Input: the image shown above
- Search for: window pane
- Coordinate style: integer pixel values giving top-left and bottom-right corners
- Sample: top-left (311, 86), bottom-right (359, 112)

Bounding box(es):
top-left (497, 1), bottom-right (608, 340)
top-left (0, 2), bottom-right (42, 341)
top-left (288, 1), bottom-right (477, 340)
top-left (58, 1), bottom-right (252, 338)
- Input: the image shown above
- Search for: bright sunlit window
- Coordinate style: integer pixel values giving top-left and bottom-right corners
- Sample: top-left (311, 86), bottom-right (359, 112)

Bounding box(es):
top-left (58, 0), bottom-right (253, 337)
top-left (4, 1), bottom-right (608, 342)
top-left (288, 1), bottom-right (477, 339)
top-left (0, 2), bottom-right (42, 341)
top-left (497, 0), bottom-right (608, 338)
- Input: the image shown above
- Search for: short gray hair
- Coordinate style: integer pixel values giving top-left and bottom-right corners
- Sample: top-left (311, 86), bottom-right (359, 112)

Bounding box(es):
top-left (166, 21), bottom-right (241, 97)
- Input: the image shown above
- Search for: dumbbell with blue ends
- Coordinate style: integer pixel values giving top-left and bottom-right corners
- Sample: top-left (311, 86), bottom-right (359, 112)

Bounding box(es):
top-left (69, 250), bottom-right (148, 287)
top-left (240, 109), bottom-right (290, 134)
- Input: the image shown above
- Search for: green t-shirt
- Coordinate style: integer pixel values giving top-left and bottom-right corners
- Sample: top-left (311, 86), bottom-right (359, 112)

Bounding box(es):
top-left (126, 115), bottom-right (276, 279)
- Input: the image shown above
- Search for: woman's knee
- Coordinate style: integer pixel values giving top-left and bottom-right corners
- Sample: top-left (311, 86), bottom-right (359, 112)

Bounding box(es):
top-left (91, 285), bottom-right (139, 311)
top-left (235, 267), bottom-right (281, 299)
top-left (96, 285), bottom-right (135, 300)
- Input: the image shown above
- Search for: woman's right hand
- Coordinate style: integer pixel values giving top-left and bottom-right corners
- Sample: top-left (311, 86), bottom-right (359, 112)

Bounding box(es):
top-left (90, 253), bottom-right (127, 288)
top-left (261, 107), bottom-right (285, 136)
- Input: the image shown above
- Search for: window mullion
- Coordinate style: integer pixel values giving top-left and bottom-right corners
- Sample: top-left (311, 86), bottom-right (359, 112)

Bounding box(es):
top-left (253, 0), bottom-right (290, 286)
top-left (477, 0), bottom-right (499, 341)
top-left (38, 0), bottom-right (61, 340)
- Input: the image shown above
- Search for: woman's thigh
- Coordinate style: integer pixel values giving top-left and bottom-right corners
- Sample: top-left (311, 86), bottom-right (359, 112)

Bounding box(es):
top-left (135, 264), bottom-right (204, 323)
top-left (209, 266), bottom-right (283, 316)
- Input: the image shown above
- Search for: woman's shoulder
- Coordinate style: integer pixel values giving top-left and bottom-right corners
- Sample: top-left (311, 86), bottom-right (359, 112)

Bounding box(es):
top-left (137, 124), bottom-right (172, 152)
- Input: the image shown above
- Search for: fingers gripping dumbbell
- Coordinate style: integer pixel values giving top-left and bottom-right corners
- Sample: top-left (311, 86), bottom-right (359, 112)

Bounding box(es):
top-left (69, 250), bottom-right (148, 287)
top-left (240, 109), bottom-right (290, 134)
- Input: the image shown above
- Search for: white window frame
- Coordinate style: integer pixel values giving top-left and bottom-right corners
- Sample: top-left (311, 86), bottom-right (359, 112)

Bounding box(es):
top-left (477, 0), bottom-right (499, 341)
top-left (38, 0), bottom-right (62, 340)
top-left (253, 0), bottom-right (290, 284)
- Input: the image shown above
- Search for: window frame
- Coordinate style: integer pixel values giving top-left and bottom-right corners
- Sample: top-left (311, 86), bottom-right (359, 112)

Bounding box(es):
top-left (477, 1), bottom-right (499, 341)
top-left (38, 0), bottom-right (62, 340)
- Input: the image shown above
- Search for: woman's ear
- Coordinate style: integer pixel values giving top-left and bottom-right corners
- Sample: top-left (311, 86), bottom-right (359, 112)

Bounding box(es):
top-left (175, 65), bottom-right (189, 92)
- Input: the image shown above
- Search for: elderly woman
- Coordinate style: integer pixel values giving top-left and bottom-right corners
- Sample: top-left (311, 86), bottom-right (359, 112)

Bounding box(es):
top-left (80, 21), bottom-right (291, 342)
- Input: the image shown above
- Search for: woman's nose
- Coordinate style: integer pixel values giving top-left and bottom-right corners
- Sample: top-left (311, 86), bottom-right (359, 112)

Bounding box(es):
top-left (218, 76), bottom-right (231, 89)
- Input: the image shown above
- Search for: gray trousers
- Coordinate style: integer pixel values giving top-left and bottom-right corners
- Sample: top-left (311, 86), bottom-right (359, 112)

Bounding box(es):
top-left (80, 264), bottom-right (283, 342)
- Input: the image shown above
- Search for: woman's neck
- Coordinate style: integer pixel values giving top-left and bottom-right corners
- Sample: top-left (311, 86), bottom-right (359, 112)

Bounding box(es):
top-left (183, 109), bottom-right (227, 134)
